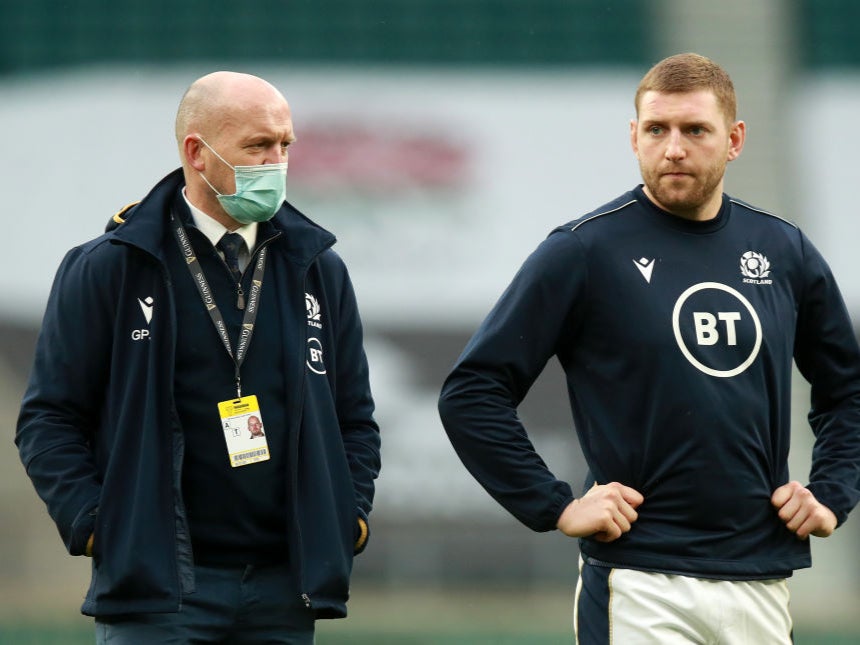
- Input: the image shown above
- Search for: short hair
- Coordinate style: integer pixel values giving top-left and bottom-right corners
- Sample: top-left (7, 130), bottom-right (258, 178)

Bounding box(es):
top-left (634, 53), bottom-right (737, 123)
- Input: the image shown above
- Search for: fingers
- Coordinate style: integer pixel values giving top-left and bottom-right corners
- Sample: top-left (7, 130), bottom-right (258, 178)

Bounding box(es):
top-left (593, 528), bottom-right (620, 543)
top-left (809, 509), bottom-right (838, 538)
top-left (770, 481), bottom-right (799, 509)
top-left (556, 482), bottom-right (644, 542)
top-left (602, 482), bottom-right (643, 527)
top-left (772, 481), bottom-right (810, 538)
top-left (593, 483), bottom-right (640, 541)
top-left (771, 481), bottom-right (837, 539)
top-left (789, 501), bottom-right (837, 539)
top-left (618, 484), bottom-right (645, 509)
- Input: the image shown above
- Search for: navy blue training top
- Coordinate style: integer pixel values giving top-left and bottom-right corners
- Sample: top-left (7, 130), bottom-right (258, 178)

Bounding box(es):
top-left (439, 186), bottom-right (860, 579)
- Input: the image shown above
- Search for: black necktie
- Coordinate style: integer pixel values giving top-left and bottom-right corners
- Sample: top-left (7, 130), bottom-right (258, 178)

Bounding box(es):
top-left (217, 232), bottom-right (244, 282)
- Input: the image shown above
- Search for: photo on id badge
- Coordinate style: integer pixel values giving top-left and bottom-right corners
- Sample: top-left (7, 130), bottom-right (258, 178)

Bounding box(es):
top-left (218, 394), bottom-right (271, 467)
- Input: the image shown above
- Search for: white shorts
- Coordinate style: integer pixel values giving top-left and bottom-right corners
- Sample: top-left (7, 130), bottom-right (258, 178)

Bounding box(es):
top-left (574, 557), bottom-right (793, 644)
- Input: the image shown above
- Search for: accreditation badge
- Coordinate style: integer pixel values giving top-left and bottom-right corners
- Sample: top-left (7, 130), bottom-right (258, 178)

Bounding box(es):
top-left (217, 395), bottom-right (271, 467)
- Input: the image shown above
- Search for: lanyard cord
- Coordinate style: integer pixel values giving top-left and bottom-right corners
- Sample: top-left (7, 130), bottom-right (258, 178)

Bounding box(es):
top-left (170, 211), bottom-right (267, 397)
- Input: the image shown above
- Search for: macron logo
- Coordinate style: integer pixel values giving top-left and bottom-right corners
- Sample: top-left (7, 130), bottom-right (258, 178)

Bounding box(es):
top-left (132, 296), bottom-right (154, 341)
top-left (138, 297), bottom-right (154, 324)
top-left (633, 257), bottom-right (655, 283)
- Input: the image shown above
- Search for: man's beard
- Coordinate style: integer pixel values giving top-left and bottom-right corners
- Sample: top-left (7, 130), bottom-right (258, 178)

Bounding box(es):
top-left (640, 160), bottom-right (726, 216)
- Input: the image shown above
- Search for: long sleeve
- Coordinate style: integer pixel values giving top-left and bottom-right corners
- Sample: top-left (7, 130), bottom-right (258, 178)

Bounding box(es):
top-left (793, 233), bottom-right (860, 526)
top-left (438, 231), bottom-right (583, 531)
top-left (330, 257), bottom-right (381, 529)
top-left (15, 244), bottom-right (114, 555)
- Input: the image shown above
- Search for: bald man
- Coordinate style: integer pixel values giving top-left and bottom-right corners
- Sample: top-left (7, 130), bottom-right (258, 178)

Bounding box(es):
top-left (17, 71), bottom-right (381, 644)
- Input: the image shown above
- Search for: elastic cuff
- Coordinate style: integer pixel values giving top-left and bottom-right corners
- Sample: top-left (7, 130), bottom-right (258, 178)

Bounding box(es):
top-left (354, 517), bottom-right (369, 554)
top-left (69, 504), bottom-right (98, 556)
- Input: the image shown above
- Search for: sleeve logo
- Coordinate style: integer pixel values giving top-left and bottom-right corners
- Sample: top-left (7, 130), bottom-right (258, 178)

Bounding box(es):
top-left (305, 292), bottom-right (323, 329)
top-left (132, 296), bottom-right (154, 340)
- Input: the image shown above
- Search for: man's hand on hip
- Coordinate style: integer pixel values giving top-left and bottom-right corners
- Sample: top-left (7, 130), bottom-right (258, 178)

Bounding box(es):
top-left (771, 480), bottom-right (837, 539)
top-left (556, 482), bottom-right (644, 543)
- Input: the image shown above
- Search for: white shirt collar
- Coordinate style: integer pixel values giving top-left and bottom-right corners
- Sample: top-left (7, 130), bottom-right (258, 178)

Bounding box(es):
top-left (181, 188), bottom-right (258, 252)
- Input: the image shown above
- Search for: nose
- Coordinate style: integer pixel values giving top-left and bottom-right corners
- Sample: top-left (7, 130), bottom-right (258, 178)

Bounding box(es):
top-left (664, 130), bottom-right (685, 161)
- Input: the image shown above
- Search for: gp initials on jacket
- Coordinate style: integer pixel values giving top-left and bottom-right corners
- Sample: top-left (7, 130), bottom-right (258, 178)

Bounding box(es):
top-left (672, 282), bottom-right (763, 378)
top-left (131, 296), bottom-right (154, 341)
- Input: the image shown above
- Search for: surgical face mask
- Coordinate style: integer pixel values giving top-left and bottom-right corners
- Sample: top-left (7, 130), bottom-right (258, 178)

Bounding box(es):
top-left (197, 138), bottom-right (288, 224)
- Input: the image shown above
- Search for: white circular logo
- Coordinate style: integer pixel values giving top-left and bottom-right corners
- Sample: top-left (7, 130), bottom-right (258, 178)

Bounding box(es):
top-left (672, 282), bottom-right (762, 378)
top-left (306, 337), bottom-right (326, 375)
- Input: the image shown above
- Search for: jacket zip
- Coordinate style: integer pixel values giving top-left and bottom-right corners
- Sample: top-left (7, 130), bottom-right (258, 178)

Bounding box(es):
top-left (113, 239), bottom-right (192, 611)
top-left (160, 265), bottom-right (194, 607)
top-left (293, 243), bottom-right (334, 612)
top-left (236, 284), bottom-right (245, 310)
top-left (235, 232), bottom-right (281, 308)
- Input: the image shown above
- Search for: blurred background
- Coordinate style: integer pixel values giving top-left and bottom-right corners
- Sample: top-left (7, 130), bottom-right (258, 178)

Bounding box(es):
top-left (2, 0), bottom-right (859, 643)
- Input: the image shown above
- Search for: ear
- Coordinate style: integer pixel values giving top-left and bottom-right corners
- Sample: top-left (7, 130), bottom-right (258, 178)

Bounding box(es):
top-left (727, 120), bottom-right (746, 162)
top-left (183, 135), bottom-right (206, 171)
top-left (629, 119), bottom-right (639, 157)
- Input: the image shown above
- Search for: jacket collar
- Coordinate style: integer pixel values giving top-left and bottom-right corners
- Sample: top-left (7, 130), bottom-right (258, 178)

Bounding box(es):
top-left (111, 168), bottom-right (337, 266)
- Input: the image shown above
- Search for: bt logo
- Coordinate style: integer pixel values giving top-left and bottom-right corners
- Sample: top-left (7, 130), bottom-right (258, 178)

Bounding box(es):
top-left (672, 282), bottom-right (762, 378)
top-left (692, 312), bottom-right (741, 346)
top-left (306, 337), bottom-right (326, 374)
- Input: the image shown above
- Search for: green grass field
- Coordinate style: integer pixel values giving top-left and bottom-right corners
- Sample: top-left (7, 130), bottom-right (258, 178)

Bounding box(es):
top-left (1, 625), bottom-right (858, 644)
top-left (2, 586), bottom-right (858, 644)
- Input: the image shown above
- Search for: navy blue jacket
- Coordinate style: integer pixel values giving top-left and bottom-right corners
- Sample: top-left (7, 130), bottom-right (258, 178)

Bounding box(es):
top-left (16, 169), bottom-right (381, 618)
top-left (439, 186), bottom-right (860, 579)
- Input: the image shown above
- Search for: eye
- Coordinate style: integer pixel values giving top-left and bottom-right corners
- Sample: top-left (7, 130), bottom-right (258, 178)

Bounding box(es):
top-left (648, 125), bottom-right (663, 136)
top-left (689, 126), bottom-right (706, 136)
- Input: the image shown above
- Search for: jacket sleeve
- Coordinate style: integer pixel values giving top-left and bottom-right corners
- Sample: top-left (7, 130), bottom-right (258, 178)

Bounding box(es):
top-left (15, 244), bottom-right (114, 555)
top-left (329, 256), bottom-right (381, 540)
top-left (438, 231), bottom-right (584, 532)
top-left (793, 233), bottom-right (860, 527)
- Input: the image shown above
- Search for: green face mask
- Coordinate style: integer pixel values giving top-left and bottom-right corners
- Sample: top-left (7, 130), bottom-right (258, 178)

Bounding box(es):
top-left (198, 138), bottom-right (288, 224)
